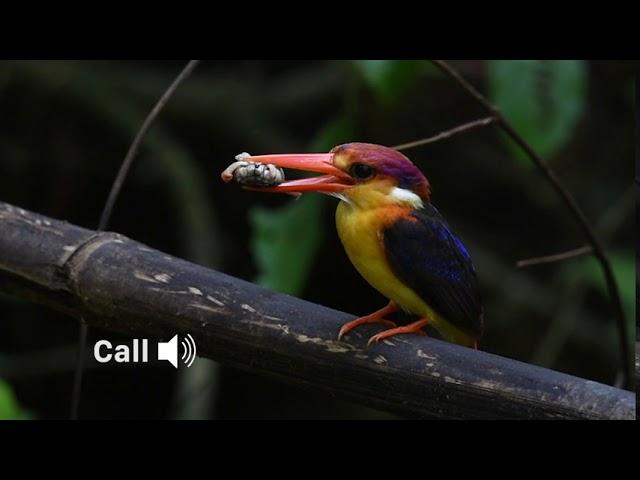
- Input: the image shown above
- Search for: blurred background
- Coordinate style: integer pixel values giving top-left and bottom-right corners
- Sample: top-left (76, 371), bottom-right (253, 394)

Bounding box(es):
top-left (0, 60), bottom-right (634, 419)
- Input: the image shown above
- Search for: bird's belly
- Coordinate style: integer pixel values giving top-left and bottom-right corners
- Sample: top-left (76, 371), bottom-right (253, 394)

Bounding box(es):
top-left (335, 203), bottom-right (435, 318)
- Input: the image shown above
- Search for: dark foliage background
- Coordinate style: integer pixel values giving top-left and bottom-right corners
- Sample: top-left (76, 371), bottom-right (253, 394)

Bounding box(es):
top-left (0, 60), bottom-right (634, 419)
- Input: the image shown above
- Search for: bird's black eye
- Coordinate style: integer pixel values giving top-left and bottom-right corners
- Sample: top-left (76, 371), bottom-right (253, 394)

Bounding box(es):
top-left (349, 163), bottom-right (375, 181)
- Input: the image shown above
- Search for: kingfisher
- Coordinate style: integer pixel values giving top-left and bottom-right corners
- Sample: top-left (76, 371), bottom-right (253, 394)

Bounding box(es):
top-left (227, 143), bottom-right (483, 348)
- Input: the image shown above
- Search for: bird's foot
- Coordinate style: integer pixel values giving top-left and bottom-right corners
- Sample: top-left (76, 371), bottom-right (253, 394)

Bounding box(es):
top-left (338, 317), bottom-right (397, 342)
top-left (337, 301), bottom-right (398, 341)
top-left (367, 318), bottom-right (430, 347)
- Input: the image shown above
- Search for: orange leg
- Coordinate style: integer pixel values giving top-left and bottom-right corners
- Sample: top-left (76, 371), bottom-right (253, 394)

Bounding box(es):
top-left (338, 301), bottom-right (398, 341)
top-left (367, 317), bottom-right (430, 347)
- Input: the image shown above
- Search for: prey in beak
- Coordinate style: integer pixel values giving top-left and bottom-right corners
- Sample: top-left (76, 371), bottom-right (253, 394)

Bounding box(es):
top-left (221, 152), bottom-right (354, 195)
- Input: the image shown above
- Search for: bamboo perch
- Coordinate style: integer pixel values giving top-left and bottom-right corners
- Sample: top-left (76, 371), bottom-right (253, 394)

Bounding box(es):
top-left (0, 201), bottom-right (634, 419)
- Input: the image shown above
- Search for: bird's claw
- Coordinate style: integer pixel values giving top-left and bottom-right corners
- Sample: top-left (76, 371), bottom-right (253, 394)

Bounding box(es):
top-left (337, 327), bottom-right (348, 342)
top-left (365, 318), bottom-right (431, 347)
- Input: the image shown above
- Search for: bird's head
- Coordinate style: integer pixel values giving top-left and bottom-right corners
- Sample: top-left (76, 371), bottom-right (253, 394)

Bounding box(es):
top-left (238, 143), bottom-right (431, 209)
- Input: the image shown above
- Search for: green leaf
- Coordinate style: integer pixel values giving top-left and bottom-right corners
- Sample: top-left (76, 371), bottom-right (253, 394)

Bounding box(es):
top-left (353, 60), bottom-right (434, 104)
top-left (249, 116), bottom-right (355, 295)
top-left (0, 379), bottom-right (31, 420)
top-left (487, 60), bottom-right (587, 165)
top-left (250, 195), bottom-right (323, 296)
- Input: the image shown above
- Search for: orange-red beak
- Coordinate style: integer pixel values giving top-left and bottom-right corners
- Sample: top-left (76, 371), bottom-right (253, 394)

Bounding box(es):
top-left (232, 153), bottom-right (353, 194)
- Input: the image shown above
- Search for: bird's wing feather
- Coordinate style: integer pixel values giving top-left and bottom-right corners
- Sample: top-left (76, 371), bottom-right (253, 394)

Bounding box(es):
top-left (382, 203), bottom-right (483, 337)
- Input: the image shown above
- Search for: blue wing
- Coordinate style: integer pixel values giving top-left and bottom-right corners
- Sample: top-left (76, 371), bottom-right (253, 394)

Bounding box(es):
top-left (383, 203), bottom-right (483, 337)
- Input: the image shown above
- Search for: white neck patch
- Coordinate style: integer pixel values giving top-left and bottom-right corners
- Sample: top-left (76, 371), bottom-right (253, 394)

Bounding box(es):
top-left (390, 187), bottom-right (424, 208)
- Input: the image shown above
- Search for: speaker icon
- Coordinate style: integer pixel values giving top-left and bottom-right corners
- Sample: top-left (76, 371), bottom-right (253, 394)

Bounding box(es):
top-left (157, 334), bottom-right (197, 368)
